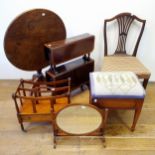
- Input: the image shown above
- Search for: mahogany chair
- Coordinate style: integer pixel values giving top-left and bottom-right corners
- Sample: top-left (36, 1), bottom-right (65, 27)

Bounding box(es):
top-left (12, 78), bottom-right (71, 131)
top-left (102, 13), bottom-right (151, 89)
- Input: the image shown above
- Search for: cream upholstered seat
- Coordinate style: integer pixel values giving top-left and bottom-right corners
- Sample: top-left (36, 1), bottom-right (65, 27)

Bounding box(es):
top-left (90, 71), bottom-right (145, 98)
top-left (102, 13), bottom-right (151, 89)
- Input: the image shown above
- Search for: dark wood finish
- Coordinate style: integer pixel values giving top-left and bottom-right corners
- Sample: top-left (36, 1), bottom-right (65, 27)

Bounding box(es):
top-left (12, 78), bottom-right (71, 131)
top-left (4, 9), bottom-right (66, 71)
top-left (90, 97), bottom-right (144, 131)
top-left (104, 12), bottom-right (146, 56)
top-left (44, 33), bottom-right (94, 66)
top-left (46, 58), bottom-right (94, 89)
top-left (103, 12), bottom-right (150, 89)
top-left (45, 33), bottom-right (95, 89)
top-left (143, 78), bottom-right (149, 89)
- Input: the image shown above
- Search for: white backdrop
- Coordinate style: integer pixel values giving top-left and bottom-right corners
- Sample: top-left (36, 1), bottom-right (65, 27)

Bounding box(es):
top-left (0, 0), bottom-right (155, 81)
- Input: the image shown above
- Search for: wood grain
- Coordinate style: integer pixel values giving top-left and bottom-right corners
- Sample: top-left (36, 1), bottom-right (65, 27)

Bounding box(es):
top-left (0, 80), bottom-right (155, 153)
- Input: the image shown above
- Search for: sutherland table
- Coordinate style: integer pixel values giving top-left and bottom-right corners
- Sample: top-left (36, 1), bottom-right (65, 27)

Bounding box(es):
top-left (89, 72), bottom-right (145, 131)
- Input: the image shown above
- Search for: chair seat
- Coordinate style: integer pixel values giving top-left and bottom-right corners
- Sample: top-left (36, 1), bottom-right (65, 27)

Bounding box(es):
top-left (102, 56), bottom-right (150, 79)
top-left (20, 97), bottom-right (69, 114)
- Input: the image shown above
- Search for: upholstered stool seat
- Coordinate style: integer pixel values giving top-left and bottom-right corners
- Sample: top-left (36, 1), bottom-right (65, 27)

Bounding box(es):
top-left (90, 71), bottom-right (145, 131)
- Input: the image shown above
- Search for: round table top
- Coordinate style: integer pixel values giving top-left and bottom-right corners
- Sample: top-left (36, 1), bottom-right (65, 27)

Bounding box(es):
top-left (4, 9), bottom-right (66, 71)
top-left (56, 104), bottom-right (103, 135)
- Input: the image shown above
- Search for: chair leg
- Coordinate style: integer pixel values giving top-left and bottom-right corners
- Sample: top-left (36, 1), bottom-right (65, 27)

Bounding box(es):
top-left (143, 78), bottom-right (149, 89)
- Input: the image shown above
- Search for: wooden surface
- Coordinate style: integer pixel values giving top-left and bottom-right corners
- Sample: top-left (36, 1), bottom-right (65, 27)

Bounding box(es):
top-left (45, 33), bottom-right (94, 90)
top-left (46, 58), bottom-right (94, 89)
top-left (91, 98), bottom-right (144, 131)
top-left (4, 9), bottom-right (66, 71)
top-left (0, 80), bottom-right (155, 154)
top-left (12, 78), bottom-right (71, 131)
top-left (44, 33), bottom-right (94, 66)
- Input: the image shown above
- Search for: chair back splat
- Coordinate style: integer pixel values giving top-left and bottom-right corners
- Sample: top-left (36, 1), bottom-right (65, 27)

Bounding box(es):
top-left (104, 12), bottom-right (146, 56)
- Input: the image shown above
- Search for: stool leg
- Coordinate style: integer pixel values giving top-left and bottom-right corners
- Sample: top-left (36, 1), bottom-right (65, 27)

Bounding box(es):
top-left (131, 101), bottom-right (143, 131)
